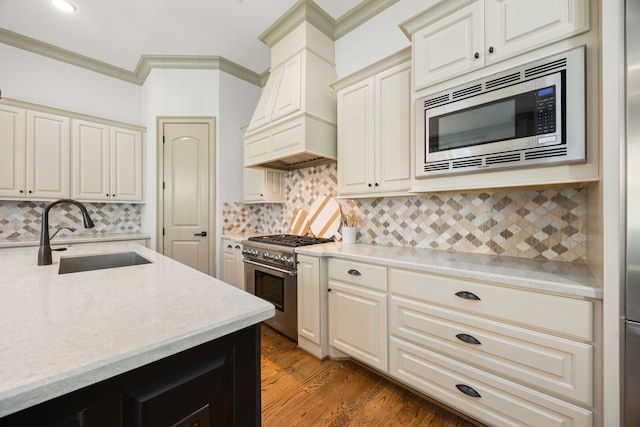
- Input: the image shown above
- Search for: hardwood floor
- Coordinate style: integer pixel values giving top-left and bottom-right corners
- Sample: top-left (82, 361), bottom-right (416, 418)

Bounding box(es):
top-left (260, 325), bottom-right (479, 427)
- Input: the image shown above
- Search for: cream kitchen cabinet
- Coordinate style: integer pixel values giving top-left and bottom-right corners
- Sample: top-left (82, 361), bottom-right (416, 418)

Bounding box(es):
top-left (335, 53), bottom-right (411, 197)
top-left (221, 238), bottom-right (244, 290)
top-left (388, 268), bottom-right (595, 426)
top-left (401, 0), bottom-right (590, 90)
top-left (328, 259), bottom-right (388, 372)
top-left (72, 120), bottom-right (144, 203)
top-left (297, 254), bottom-right (329, 359)
top-left (242, 168), bottom-right (285, 204)
top-left (0, 106), bottom-right (70, 200)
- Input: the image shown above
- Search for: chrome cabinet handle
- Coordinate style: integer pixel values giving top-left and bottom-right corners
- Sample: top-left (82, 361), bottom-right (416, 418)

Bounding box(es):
top-left (456, 333), bottom-right (482, 345)
top-left (348, 269), bottom-right (361, 276)
top-left (456, 384), bottom-right (481, 398)
top-left (455, 291), bottom-right (481, 301)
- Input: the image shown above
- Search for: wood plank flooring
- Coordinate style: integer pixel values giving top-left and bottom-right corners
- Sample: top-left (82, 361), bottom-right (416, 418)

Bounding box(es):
top-left (261, 325), bottom-right (480, 427)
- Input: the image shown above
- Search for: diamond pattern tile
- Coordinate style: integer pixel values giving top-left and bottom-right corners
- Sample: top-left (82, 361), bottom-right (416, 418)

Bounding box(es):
top-left (222, 164), bottom-right (588, 263)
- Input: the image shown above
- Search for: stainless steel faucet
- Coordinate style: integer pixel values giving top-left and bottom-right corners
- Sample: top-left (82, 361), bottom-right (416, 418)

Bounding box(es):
top-left (38, 199), bottom-right (95, 266)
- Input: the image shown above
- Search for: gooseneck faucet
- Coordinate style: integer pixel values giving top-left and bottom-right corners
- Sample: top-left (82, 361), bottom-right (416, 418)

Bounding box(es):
top-left (38, 199), bottom-right (95, 266)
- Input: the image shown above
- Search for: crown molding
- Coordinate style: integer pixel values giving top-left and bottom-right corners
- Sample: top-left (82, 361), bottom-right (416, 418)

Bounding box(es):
top-left (1, 1), bottom-right (398, 88)
top-left (134, 55), bottom-right (262, 86)
top-left (259, 0), bottom-right (336, 47)
top-left (0, 27), bottom-right (262, 87)
top-left (0, 27), bottom-right (141, 84)
top-left (335, 0), bottom-right (400, 39)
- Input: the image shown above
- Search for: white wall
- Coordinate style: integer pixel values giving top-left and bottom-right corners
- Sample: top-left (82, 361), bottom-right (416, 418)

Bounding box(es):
top-left (218, 72), bottom-right (261, 207)
top-left (0, 44), bottom-right (142, 124)
top-left (334, 0), bottom-right (436, 78)
top-left (140, 68), bottom-right (221, 251)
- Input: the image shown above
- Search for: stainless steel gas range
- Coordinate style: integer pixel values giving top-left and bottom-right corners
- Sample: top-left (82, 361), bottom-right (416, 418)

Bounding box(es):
top-left (242, 234), bottom-right (333, 341)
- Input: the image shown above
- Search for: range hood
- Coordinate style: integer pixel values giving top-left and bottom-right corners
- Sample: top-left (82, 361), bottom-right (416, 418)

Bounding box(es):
top-left (243, 0), bottom-right (337, 170)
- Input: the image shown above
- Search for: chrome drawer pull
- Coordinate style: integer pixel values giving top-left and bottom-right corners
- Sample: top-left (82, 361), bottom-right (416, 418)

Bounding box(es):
top-left (455, 291), bottom-right (481, 301)
top-left (347, 269), bottom-right (362, 276)
top-left (456, 333), bottom-right (482, 345)
top-left (455, 384), bottom-right (481, 398)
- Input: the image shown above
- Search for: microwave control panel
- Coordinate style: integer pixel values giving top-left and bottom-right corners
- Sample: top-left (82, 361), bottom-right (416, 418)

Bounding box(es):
top-left (536, 86), bottom-right (557, 135)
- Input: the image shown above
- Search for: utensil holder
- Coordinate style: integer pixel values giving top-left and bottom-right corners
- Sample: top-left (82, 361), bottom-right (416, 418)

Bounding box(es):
top-left (342, 227), bottom-right (357, 244)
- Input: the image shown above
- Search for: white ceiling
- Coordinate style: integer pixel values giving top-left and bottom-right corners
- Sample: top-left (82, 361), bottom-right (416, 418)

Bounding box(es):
top-left (0, 0), bottom-right (363, 74)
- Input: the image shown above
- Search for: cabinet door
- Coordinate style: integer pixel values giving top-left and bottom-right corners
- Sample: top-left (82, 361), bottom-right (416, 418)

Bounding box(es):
top-left (72, 119), bottom-right (110, 201)
top-left (233, 243), bottom-right (244, 291)
top-left (110, 127), bottom-right (143, 202)
top-left (243, 169), bottom-right (284, 203)
top-left (298, 255), bottom-right (321, 346)
top-left (337, 78), bottom-right (375, 195)
top-left (375, 63), bottom-right (412, 193)
top-left (243, 168), bottom-right (266, 203)
top-left (328, 280), bottom-right (388, 372)
top-left (485, 0), bottom-right (589, 65)
top-left (27, 110), bottom-right (70, 199)
top-left (412, 1), bottom-right (483, 89)
top-left (222, 252), bottom-right (238, 287)
top-left (0, 105), bottom-right (26, 198)
top-left (265, 170), bottom-right (285, 203)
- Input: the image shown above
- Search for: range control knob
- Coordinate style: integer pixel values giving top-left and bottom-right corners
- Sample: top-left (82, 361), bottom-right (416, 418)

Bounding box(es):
top-left (285, 257), bottom-right (294, 265)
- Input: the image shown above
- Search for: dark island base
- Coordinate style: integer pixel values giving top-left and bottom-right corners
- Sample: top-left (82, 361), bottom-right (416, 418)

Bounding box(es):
top-left (0, 324), bottom-right (261, 427)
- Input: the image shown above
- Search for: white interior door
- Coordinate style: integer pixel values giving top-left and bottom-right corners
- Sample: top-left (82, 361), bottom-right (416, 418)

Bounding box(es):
top-left (163, 121), bottom-right (212, 274)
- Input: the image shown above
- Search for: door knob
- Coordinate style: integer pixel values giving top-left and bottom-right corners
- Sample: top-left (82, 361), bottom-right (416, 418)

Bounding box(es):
top-left (194, 231), bottom-right (207, 237)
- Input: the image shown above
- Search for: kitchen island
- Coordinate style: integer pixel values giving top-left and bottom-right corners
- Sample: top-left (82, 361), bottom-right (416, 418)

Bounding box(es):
top-left (0, 242), bottom-right (274, 426)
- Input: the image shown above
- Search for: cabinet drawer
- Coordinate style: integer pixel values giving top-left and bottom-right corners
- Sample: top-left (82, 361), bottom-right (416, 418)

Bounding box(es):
top-left (390, 295), bottom-right (592, 405)
top-left (390, 337), bottom-right (592, 427)
top-left (328, 259), bottom-right (387, 291)
top-left (389, 268), bottom-right (592, 341)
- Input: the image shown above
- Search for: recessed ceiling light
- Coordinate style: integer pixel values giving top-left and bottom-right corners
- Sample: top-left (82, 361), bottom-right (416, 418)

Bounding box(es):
top-left (51, 0), bottom-right (77, 13)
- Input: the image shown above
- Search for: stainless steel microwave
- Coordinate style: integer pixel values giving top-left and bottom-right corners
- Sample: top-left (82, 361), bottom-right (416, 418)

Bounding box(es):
top-left (415, 45), bottom-right (586, 178)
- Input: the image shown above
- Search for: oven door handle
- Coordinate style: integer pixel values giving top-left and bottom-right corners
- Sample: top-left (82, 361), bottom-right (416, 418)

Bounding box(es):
top-left (243, 259), bottom-right (297, 276)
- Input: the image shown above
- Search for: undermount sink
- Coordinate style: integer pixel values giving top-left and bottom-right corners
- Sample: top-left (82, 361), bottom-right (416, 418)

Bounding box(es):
top-left (58, 252), bottom-right (152, 274)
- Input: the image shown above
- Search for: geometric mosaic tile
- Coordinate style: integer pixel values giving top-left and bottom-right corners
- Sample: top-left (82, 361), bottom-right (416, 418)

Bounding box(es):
top-left (222, 163), bottom-right (588, 263)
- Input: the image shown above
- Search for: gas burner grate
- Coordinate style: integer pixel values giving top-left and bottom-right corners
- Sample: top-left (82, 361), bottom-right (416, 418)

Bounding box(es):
top-left (248, 234), bottom-right (334, 247)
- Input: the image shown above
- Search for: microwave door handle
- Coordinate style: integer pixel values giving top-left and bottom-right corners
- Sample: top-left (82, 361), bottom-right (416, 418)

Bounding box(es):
top-left (243, 259), bottom-right (297, 276)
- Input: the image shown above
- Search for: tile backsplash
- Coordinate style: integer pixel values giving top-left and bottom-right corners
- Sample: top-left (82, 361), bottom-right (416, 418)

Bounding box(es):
top-left (0, 201), bottom-right (142, 239)
top-left (223, 163), bottom-right (587, 263)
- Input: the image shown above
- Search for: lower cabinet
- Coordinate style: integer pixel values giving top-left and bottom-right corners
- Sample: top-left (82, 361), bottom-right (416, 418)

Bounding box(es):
top-left (388, 268), bottom-right (595, 427)
top-left (324, 258), bottom-right (597, 426)
top-left (221, 238), bottom-right (244, 290)
top-left (0, 325), bottom-right (261, 427)
top-left (390, 338), bottom-right (592, 427)
top-left (297, 254), bottom-right (327, 358)
top-left (327, 259), bottom-right (388, 372)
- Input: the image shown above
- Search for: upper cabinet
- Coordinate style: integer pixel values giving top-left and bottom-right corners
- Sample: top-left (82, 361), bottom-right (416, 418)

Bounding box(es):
top-left (334, 50), bottom-right (412, 198)
top-left (243, 168), bottom-right (285, 204)
top-left (401, 0), bottom-right (590, 90)
top-left (0, 105), bottom-right (70, 200)
top-left (71, 119), bottom-right (144, 203)
top-left (0, 98), bottom-right (145, 203)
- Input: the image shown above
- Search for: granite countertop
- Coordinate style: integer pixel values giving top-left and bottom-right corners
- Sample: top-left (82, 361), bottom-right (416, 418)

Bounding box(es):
top-left (0, 232), bottom-right (151, 249)
top-left (296, 242), bottom-right (602, 299)
top-left (0, 242), bottom-right (274, 418)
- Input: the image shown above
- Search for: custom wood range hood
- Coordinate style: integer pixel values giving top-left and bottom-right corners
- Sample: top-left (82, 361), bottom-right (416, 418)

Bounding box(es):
top-left (243, 0), bottom-right (337, 170)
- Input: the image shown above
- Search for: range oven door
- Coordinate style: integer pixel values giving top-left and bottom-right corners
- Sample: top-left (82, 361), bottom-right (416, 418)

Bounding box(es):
top-left (244, 260), bottom-right (297, 341)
